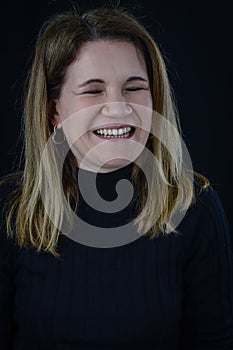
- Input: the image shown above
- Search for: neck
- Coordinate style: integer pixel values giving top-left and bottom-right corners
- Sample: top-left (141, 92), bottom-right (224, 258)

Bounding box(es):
top-left (77, 160), bottom-right (134, 174)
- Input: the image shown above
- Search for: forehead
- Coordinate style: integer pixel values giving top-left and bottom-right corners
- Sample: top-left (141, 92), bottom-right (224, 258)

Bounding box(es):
top-left (65, 40), bottom-right (147, 82)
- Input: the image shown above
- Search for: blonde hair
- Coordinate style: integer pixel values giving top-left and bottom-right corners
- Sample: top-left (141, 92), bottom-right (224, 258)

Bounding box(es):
top-left (3, 6), bottom-right (209, 256)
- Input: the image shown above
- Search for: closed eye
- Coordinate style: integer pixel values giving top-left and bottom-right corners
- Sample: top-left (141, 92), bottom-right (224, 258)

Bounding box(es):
top-left (125, 87), bottom-right (148, 91)
top-left (82, 89), bottom-right (103, 95)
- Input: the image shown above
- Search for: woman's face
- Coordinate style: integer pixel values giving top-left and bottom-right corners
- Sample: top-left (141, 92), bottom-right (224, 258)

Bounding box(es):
top-left (53, 40), bottom-right (153, 172)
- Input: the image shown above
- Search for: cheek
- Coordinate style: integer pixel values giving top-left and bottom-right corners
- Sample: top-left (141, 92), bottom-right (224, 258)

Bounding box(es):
top-left (144, 93), bottom-right (153, 109)
top-left (132, 94), bottom-right (153, 130)
top-left (61, 105), bottom-right (103, 146)
top-left (56, 96), bottom-right (89, 120)
top-left (129, 93), bottom-right (153, 109)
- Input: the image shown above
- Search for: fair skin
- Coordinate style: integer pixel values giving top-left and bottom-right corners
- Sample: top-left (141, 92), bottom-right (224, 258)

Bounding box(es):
top-left (53, 40), bottom-right (153, 172)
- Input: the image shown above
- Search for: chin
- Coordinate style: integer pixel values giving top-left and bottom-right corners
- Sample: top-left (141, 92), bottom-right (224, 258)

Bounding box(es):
top-left (102, 158), bottom-right (132, 170)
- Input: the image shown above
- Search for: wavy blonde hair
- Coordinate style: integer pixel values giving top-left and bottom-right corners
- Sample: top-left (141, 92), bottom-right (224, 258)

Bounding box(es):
top-left (3, 6), bottom-right (209, 256)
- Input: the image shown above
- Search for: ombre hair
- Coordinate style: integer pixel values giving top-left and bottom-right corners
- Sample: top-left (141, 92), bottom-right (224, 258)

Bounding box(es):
top-left (2, 6), bottom-right (209, 256)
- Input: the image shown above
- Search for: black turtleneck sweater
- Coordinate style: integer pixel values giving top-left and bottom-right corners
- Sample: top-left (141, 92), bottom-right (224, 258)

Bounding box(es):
top-left (0, 163), bottom-right (233, 349)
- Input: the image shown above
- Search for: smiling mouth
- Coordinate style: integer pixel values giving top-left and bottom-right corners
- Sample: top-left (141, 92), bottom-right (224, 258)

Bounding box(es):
top-left (93, 126), bottom-right (135, 139)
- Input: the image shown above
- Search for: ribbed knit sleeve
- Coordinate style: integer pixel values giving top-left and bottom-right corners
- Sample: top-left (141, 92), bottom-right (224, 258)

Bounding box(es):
top-left (180, 186), bottom-right (233, 349)
top-left (0, 186), bottom-right (20, 350)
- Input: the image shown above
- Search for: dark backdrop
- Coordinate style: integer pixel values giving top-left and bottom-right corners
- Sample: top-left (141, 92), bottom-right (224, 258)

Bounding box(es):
top-left (1, 1), bottom-right (232, 232)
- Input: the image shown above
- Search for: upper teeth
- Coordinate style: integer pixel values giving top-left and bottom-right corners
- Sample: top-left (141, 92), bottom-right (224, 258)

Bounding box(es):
top-left (96, 127), bottom-right (132, 136)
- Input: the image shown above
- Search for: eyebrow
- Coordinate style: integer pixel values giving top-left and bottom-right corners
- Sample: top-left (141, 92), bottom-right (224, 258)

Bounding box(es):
top-left (78, 79), bottom-right (105, 88)
top-left (77, 76), bottom-right (148, 88)
top-left (126, 76), bottom-right (148, 83)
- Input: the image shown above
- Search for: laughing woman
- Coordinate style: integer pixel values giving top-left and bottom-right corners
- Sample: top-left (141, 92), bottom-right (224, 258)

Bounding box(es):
top-left (0, 5), bottom-right (233, 350)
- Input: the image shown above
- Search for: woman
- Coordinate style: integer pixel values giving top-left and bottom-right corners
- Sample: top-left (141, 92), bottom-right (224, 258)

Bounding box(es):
top-left (0, 6), bottom-right (233, 350)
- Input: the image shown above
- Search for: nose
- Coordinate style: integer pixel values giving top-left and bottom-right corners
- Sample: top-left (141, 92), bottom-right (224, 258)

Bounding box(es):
top-left (101, 101), bottom-right (133, 118)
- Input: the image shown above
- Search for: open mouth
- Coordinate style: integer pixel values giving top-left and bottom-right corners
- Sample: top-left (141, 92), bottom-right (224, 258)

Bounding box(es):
top-left (93, 126), bottom-right (135, 139)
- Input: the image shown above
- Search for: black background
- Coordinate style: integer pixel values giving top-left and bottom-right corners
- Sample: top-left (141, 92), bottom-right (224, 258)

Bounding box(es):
top-left (1, 1), bottom-right (232, 232)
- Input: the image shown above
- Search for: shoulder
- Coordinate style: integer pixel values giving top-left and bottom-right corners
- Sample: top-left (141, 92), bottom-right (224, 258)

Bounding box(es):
top-left (0, 174), bottom-right (22, 268)
top-left (0, 172), bottom-right (22, 214)
top-left (192, 183), bottom-right (230, 232)
top-left (183, 175), bottom-right (230, 229)
top-left (0, 172), bottom-right (22, 200)
top-left (179, 181), bottom-right (233, 256)
top-left (177, 171), bottom-right (223, 232)
top-left (0, 175), bottom-right (19, 231)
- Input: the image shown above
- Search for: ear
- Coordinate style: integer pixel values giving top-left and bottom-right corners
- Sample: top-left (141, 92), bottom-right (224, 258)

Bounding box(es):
top-left (47, 99), bottom-right (62, 128)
